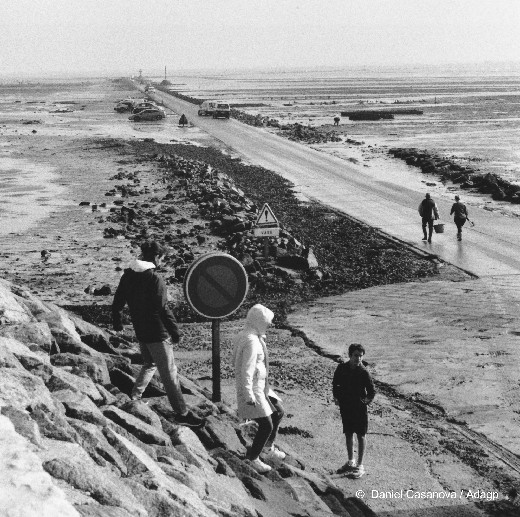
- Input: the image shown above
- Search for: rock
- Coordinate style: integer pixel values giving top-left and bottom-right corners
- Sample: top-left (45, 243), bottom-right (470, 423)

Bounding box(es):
top-left (42, 457), bottom-right (146, 515)
top-left (52, 389), bottom-right (108, 426)
top-left (50, 353), bottom-right (110, 385)
top-left (95, 384), bottom-right (118, 406)
top-left (108, 367), bottom-right (136, 396)
top-left (48, 329), bottom-right (99, 357)
top-left (0, 321), bottom-right (53, 352)
top-left (75, 504), bottom-right (134, 516)
top-left (93, 285), bottom-right (112, 296)
top-left (120, 400), bottom-right (163, 429)
top-left (30, 402), bottom-right (80, 442)
top-left (103, 406), bottom-right (172, 446)
top-left (46, 367), bottom-right (103, 403)
top-left (200, 416), bottom-right (246, 454)
top-left (69, 420), bottom-right (127, 475)
top-left (283, 476), bottom-right (332, 514)
top-left (1, 406), bottom-right (43, 447)
top-left (0, 416), bottom-right (79, 517)
top-left (0, 367), bottom-right (55, 411)
top-left (241, 476), bottom-right (266, 501)
top-left (0, 281), bottom-right (34, 323)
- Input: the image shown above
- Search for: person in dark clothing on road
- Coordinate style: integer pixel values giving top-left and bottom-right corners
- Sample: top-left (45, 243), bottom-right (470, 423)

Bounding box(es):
top-left (418, 193), bottom-right (439, 243)
top-left (333, 343), bottom-right (375, 479)
top-left (112, 240), bottom-right (204, 428)
top-left (450, 195), bottom-right (469, 241)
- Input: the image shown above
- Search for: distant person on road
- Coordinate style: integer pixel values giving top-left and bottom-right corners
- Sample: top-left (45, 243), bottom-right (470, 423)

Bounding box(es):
top-left (418, 193), bottom-right (439, 243)
top-left (233, 304), bottom-right (286, 474)
top-left (112, 240), bottom-right (205, 429)
top-left (179, 114), bottom-right (188, 127)
top-left (333, 343), bottom-right (375, 479)
top-left (450, 195), bottom-right (469, 241)
top-left (333, 116), bottom-right (341, 126)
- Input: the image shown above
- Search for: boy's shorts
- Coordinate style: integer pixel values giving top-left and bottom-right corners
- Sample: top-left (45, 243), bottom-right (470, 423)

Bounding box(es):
top-left (340, 403), bottom-right (368, 435)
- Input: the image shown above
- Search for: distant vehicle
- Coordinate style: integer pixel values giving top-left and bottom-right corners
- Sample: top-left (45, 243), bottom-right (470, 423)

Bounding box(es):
top-left (114, 99), bottom-right (135, 112)
top-left (129, 108), bottom-right (165, 122)
top-left (198, 100), bottom-right (230, 119)
top-left (144, 85), bottom-right (156, 93)
top-left (132, 102), bottom-right (159, 114)
top-left (198, 100), bottom-right (216, 116)
top-left (212, 102), bottom-right (230, 119)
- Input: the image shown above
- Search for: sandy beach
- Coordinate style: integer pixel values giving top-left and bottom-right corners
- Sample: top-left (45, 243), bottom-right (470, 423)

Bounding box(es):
top-left (1, 77), bottom-right (519, 515)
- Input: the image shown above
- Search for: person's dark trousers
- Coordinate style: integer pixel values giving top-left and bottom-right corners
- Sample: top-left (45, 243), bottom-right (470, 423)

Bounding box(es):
top-left (455, 217), bottom-right (466, 240)
top-left (422, 217), bottom-right (434, 241)
top-left (247, 397), bottom-right (284, 460)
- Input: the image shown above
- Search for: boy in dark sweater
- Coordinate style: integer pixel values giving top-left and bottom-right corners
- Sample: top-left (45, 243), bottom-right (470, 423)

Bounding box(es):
top-left (332, 343), bottom-right (375, 478)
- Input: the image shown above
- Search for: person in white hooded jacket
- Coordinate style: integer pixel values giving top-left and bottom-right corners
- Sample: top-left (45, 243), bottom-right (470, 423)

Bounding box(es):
top-left (233, 304), bottom-right (285, 473)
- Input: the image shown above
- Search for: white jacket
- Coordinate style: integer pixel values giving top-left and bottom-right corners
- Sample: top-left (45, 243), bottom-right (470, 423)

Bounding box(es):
top-left (233, 304), bottom-right (280, 420)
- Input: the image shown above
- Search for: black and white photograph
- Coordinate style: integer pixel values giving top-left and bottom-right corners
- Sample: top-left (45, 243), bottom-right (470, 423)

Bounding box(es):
top-left (1, 1), bottom-right (519, 515)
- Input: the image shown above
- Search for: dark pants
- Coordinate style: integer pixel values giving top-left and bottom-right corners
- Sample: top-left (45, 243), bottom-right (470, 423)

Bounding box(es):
top-left (454, 217), bottom-right (466, 234)
top-left (422, 218), bottom-right (434, 239)
top-left (248, 397), bottom-right (284, 460)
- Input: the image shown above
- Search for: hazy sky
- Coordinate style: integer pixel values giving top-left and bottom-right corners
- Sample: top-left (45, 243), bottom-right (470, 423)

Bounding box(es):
top-left (1, 0), bottom-right (519, 76)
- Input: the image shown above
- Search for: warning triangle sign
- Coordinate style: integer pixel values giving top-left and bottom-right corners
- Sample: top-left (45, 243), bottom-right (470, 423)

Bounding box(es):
top-left (256, 203), bottom-right (279, 226)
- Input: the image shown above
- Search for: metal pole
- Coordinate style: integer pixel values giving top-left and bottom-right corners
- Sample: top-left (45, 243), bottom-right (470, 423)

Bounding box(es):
top-left (211, 319), bottom-right (221, 402)
top-left (263, 237), bottom-right (269, 261)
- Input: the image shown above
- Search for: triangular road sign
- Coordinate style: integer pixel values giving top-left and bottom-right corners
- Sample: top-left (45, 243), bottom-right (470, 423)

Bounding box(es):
top-left (256, 203), bottom-right (279, 226)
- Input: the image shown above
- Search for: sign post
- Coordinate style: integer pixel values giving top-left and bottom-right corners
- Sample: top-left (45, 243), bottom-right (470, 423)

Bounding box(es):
top-left (183, 252), bottom-right (248, 402)
top-left (253, 203), bottom-right (280, 261)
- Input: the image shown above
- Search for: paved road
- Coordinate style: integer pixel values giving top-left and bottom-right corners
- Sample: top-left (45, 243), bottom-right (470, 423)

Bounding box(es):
top-left (148, 86), bottom-right (520, 278)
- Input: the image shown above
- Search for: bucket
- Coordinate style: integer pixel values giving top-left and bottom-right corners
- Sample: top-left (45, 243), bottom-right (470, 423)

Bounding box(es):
top-left (433, 223), bottom-right (445, 234)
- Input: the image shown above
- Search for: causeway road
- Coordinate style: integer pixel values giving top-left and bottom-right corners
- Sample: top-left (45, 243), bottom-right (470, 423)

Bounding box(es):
top-left (148, 86), bottom-right (520, 278)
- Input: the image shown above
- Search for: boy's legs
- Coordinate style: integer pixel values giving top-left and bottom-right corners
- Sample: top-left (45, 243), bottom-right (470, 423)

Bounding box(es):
top-left (131, 342), bottom-right (157, 400)
top-left (345, 432), bottom-right (355, 462)
top-left (357, 433), bottom-right (366, 466)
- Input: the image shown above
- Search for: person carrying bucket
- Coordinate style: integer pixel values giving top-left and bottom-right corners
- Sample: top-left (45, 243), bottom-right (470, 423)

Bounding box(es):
top-left (450, 195), bottom-right (470, 241)
top-left (418, 193), bottom-right (439, 243)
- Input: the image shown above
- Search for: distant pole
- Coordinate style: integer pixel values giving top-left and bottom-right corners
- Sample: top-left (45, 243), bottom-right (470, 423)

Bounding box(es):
top-left (211, 319), bottom-right (221, 402)
top-left (164, 66), bottom-right (167, 81)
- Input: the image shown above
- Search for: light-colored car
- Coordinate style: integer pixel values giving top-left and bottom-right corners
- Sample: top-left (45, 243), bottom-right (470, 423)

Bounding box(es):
top-left (132, 102), bottom-right (159, 114)
top-left (212, 102), bottom-right (230, 119)
top-left (129, 108), bottom-right (165, 121)
top-left (198, 100), bottom-right (216, 116)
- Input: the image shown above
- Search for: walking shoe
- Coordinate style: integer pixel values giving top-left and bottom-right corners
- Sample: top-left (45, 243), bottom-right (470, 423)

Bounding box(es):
top-left (336, 459), bottom-right (356, 474)
top-left (352, 465), bottom-right (365, 478)
top-left (173, 410), bottom-right (205, 428)
top-left (427, 238), bottom-right (432, 243)
top-left (250, 458), bottom-right (272, 474)
top-left (422, 236), bottom-right (428, 241)
top-left (263, 445), bottom-right (286, 461)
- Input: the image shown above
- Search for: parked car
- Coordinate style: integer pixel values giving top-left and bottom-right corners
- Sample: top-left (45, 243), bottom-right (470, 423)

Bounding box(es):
top-left (198, 100), bottom-right (216, 116)
top-left (144, 85), bottom-right (156, 93)
top-left (212, 102), bottom-right (231, 119)
top-left (128, 108), bottom-right (165, 122)
top-left (114, 100), bottom-right (135, 112)
top-left (132, 102), bottom-right (159, 114)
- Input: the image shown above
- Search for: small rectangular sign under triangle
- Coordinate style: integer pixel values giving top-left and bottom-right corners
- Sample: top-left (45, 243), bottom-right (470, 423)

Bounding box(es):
top-left (255, 203), bottom-right (279, 226)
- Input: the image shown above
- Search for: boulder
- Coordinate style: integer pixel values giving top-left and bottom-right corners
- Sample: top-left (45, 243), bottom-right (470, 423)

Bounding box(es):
top-left (1, 406), bottom-right (43, 447)
top-left (51, 353), bottom-right (110, 385)
top-left (68, 420), bottom-right (127, 475)
top-left (46, 367), bottom-right (103, 403)
top-left (103, 406), bottom-right (172, 446)
top-left (0, 281), bottom-right (34, 324)
top-left (0, 367), bottom-right (55, 411)
top-left (120, 400), bottom-right (163, 429)
top-left (0, 321), bottom-right (53, 352)
top-left (30, 402), bottom-right (80, 442)
top-left (42, 457), bottom-right (146, 515)
top-left (200, 415), bottom-right (246, 454)
top-left (52, 389), bottom-right (108, 426)
top-left (0, 416), bottom-right (79, 517)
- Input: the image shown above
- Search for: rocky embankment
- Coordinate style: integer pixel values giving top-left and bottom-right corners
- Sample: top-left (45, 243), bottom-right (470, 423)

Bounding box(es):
top-left (389, 147), bottom-right (520, 205)
top-left (0, 278), bottom-right (381, 517)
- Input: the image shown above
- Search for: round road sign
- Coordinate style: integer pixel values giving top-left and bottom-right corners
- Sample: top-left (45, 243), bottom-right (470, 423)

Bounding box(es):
top-left (183, 252), bottom-right (248, 319)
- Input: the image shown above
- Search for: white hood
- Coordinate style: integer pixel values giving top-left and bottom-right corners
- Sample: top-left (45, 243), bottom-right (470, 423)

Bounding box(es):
top-left (128, 259), bottom-right (156, 272)
top-left (244, 304), bottom-right (274, 336)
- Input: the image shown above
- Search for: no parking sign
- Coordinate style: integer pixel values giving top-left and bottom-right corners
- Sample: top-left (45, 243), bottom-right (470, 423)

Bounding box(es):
top-left (184, 252), bottom-right (249, 401)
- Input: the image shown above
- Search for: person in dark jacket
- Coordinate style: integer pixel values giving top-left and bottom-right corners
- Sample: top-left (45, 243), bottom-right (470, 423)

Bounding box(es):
top-left (332, 343), bottom-right (375, 479)
top-left (418, 193), bottom-right (439, 243)
top-left (112, 240), bottom-right (204, 428)
top-left (450, 195), bottom-right (469, 241)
